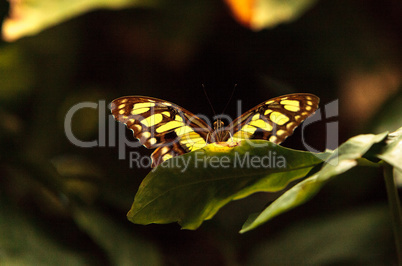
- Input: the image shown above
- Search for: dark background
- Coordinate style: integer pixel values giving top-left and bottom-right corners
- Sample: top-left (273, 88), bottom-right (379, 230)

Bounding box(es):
top-left (1, 0), bottom-right (401, 264)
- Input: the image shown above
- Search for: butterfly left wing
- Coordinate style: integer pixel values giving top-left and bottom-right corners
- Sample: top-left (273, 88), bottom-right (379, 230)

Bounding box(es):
top-left (227, 93), bottom-right (319, 144)
top-left (110, 96), bottom-right (212, 167)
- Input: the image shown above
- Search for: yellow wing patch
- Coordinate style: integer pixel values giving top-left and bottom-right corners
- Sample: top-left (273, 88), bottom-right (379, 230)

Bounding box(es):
top-left (141, 113), bottom-right (163, 127)
top-left (248, 119), bottom-right (273, 131)
top-left (134, 102), bottom-right (155, 108)
top-left (131, 107), bottom-right (149, 115)
top-left (264, 109), bottom-right (272, 115)
top-left (284, 105), bottom-right (300, 112)
top-left (270, 112), bottom-right (289, 125)
top-left (156, 121), bottom-right (182, 133)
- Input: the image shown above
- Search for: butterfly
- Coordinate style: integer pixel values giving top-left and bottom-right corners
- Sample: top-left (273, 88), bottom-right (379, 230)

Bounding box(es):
top-left (110, 93), bottom-right (319, 167)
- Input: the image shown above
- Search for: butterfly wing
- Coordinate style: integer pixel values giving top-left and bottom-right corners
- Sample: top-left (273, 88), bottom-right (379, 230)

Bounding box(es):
top-left (227, 93), bottom-right (319, 144)
top-left (110, 96), bottom-right (212, 167)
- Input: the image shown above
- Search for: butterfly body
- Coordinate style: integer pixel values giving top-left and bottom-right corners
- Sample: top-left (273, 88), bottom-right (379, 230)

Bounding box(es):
top-left (210, 120), bottom-right (231, 143)
top-left (111, 93), bottom-right (319, 167)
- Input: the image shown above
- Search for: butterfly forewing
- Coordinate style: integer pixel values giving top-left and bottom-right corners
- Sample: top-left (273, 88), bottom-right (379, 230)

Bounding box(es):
top-left (110, 96), bottom-right (212, 167)
top-left (228, 93), bottom-right (319, 144)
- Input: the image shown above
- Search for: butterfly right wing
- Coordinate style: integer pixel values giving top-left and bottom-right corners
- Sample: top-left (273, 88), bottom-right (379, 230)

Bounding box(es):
top-left (110, 96), bottom-right (213, 167)
top-left (226, 93), bottom-right (320, 144)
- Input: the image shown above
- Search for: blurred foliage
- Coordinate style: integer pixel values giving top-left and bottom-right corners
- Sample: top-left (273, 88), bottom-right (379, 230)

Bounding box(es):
top-left (1, 0), bottom-right (401, 264)
top-left (246, 205), bottom-right (394, 265)
top-left (225, 0), bottom-right (318, 30)
top-left (2, 0), bottom-right (156, 41)
top-left (3, 0), bottom-right (317, 41)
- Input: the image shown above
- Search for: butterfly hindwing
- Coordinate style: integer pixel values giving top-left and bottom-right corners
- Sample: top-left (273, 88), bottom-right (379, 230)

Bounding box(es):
top-left (110, 96), bottom-right (212, 167)
top-left (228, 93), bottom-right (319, 144)
top-left (150, 141), bottom-right (189, 167)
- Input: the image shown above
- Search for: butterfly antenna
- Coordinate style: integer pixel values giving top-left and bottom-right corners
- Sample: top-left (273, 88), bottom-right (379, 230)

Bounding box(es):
top-left (202, 84), bottom-right (217, 116)
top-left (221, 84), bottom-right (237, 114)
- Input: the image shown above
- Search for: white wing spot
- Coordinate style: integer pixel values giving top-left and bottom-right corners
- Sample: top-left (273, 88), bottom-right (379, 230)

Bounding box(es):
top-left (149, 137), bottom-right (157, 145)
top-left (161, 146), bottom-right (170, 154)
top-left (276, 129), bottom-right (286, 136)
top-left (286, 122), bottom-right (296, 130)
top-left (141, 132), bottom-right (151, 138)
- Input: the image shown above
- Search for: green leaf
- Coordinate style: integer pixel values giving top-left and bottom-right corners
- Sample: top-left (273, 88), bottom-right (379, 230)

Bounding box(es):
top-left (240, 131), bottom-right (389, 233)
top-left (2, 0), bottom-right (157, 42)
top-left (376, 127), bottom-right (402, 171)
top-left (127, 140), bottom-right (331, 229)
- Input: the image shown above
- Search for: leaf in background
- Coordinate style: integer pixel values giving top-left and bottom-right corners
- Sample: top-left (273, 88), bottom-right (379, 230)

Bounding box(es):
top-left (371, 89), bottom-right (402, 134)
top-left (73, 207), bottom-right (162, 266)
top-left (224, 0), bottom-right (318, 31)
top-left (246, 205), bottom-right (394, 265)
top-left (2, 0), bottom-right (157, 42)
top-left (0, 45), bottom-right (35, 101)
top-left (240, 131), bottom-right (389, 233)
top-left (51, 155), bottom-right (103, 204)
top-left (127, 140), bottom-right (331, 230)
top-left (0, 199), bottom-right (88, 265)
